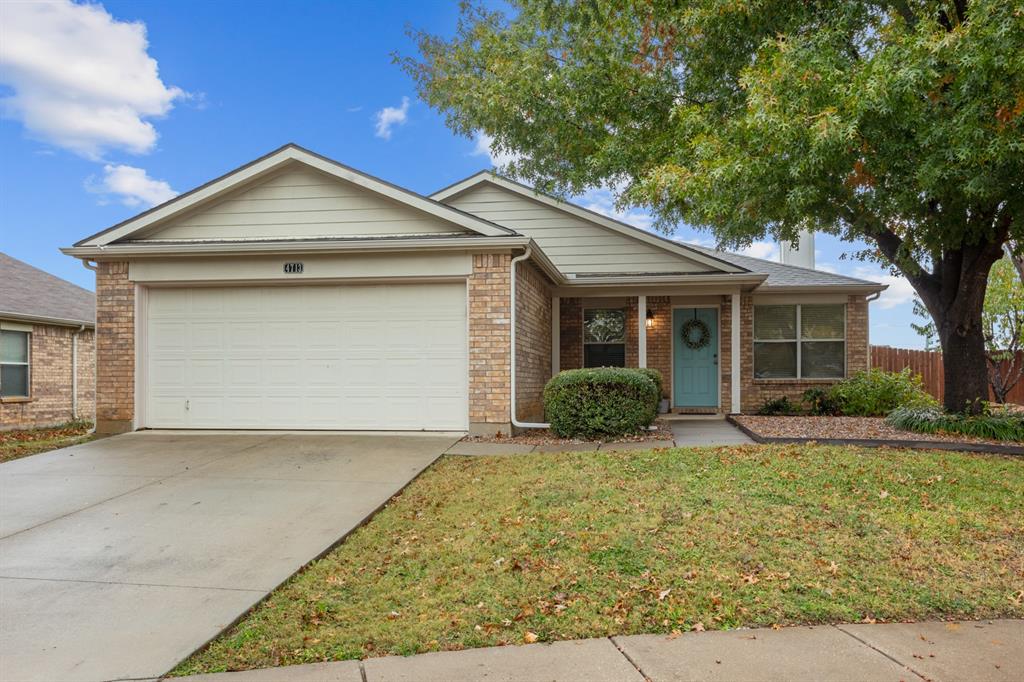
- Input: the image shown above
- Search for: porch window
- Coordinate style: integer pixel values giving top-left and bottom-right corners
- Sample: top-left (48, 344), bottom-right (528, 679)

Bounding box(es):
top-left (583, 308), bottom-right (626, 367)
top-left (753, 304), bottom-right (845, 378)
top-left (0, 330), bottom-right (30, 398)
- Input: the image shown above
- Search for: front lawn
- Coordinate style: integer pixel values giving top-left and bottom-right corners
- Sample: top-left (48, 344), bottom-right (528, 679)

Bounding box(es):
top-left (0, 421), bottom-right (96, 463)
top-left (177, 444), bottom-right (1024, 675)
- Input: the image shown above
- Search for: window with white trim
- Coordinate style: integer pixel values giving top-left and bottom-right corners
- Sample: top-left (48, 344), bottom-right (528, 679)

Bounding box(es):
top-left (583, 308), bottom-right (626, 367)
top-left (0, 330), bottom-right (30, 398)
top-left (753, 304), bottom-right (845, 379)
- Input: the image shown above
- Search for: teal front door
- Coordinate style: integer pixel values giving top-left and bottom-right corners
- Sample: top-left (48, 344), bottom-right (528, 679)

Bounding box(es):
top-left (673, 307), bottom-right (719, 408)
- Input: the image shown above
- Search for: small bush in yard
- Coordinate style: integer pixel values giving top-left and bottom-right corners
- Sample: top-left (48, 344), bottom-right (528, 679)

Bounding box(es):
top-left (828, 368), bottom-right (937, 416)
top-left (543, 367), bottom-right (659, 438)
top-left (802, 388), bottom-right (842, 416)
top-left (636, 368), bottom-right (664, 403)
top-left (757, 396), bottom-right (799, 415)
top-left (887, 405), bottom-right (1024, 442)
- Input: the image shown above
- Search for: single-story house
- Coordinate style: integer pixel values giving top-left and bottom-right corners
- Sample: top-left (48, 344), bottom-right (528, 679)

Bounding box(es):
top-left (1, 252), bottom-right (96, 430)
top-left (62, 144), bottom-right (885, 435)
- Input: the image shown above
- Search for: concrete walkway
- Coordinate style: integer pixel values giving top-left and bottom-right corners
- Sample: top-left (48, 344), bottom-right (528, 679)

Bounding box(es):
top-left (0, 431), bottom-right (458, 682)
top-left (446, 418), bottom-right (751, 455)
top-left (176, 619), bottom-right (1022, 682)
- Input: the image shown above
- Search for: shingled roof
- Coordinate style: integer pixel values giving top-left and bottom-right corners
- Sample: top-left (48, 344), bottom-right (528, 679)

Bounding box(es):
top-left (680, 242), bottom-right (883, 290)
top-left (0, 253), bottom-right (95, 327)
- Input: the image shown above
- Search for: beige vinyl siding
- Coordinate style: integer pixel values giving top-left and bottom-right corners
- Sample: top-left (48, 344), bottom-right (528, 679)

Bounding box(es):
top-left (446, 184), bottom-right (708, 275)
top-left (142, 165), bottom-right (467, 241)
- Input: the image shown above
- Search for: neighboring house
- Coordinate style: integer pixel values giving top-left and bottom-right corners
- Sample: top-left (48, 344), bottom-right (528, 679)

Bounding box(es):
top-left (62, 144), bottom-right (885, 435)
top-left (0, 253), bottom-right (96, 430)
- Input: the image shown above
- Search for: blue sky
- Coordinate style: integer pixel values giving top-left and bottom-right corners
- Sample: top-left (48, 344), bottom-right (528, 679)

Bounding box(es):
top-left (0, 0), bottom-right (922, 347)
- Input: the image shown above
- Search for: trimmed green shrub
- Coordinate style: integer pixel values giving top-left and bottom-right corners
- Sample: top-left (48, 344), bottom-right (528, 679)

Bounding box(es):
top-left (757, 396), bottom-right (799, 416)
top-left (802, 387), bottom-right (842, 416)
top-left (543, 367), bottom-right (659, 438)
top-left (887, 406), bottom-right (1024, 442)
top-left (636, 368), bottom-right (665, 404)
top-left (828, 368), bottom-right (937, 417)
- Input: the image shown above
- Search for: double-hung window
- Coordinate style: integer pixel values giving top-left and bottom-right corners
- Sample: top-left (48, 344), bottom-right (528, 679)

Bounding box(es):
top-left (753, 304), bottom-right (845, 379)
top-left (583, 308), bottom-right (626, 367)
top-left (0, 330), bottom-right (31, 398)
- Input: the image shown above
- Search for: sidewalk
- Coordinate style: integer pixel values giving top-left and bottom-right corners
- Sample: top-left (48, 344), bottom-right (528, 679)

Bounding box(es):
top-left (173, 619), bottom-right (1021, 682)
top-left (445, 417), bottom-right (752, 456)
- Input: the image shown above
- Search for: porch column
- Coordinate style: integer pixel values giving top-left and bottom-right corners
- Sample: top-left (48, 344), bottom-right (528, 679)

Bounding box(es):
top-left (551, 295), bottom-right (560, 375)
top-left (637, 295), bottom-right (647, 368)
top-left (731, 293), bottom-right (741, 413)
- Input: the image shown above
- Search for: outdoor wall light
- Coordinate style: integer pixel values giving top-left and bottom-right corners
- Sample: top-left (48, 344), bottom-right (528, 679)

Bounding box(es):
top-left (646, 309), bottom-right (655, 328)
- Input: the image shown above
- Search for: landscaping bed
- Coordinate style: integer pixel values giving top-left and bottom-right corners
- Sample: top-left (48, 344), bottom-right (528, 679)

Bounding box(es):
top-left (0, 421), bottom-right (96, 463)
top-left (464, 419), bottom-right (673, 445)
top-left (734, 415), bottom-right (1024, 449)
top-left (175, 444), bottom-right (1024, 675)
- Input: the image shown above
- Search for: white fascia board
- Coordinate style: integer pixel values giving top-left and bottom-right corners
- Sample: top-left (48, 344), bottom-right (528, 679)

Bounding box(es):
top-left (754, 284), bottom-right (888, 295)
top-left (0, 311), bottom-right (95, 328)
top-left (432, 173), bottom-right (747, 274)
top-left (62, 235), bottom-right (532, 258)
top-left (76, 145), bottom-right (514, 247)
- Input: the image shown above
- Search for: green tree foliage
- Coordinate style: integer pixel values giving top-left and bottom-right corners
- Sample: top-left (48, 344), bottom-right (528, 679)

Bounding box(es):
top-left (984, 258), bottom-right (1024, 402)
top-left (401, 1), bottom-right (1024, 413)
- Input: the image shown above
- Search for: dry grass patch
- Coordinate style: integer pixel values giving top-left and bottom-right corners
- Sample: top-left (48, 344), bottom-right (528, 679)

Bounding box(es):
top-left (0, 421), bottom-right (95, 463)
top-left (176, 444), bottom-right (1024, 675)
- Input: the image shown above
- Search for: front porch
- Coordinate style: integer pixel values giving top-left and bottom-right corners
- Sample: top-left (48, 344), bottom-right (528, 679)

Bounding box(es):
top-left (552, 294), bottom-right (742, 416)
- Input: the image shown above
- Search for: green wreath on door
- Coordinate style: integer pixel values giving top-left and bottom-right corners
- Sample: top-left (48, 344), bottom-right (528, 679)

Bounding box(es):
top-left (680, 317), bottom-right (711, 350)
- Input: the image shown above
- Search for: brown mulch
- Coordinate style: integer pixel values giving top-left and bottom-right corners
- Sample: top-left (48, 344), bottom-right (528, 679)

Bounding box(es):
top-left (734, 415), bottom-right (1022, 447)
top-left (465, 419), bottom-right (674, 445)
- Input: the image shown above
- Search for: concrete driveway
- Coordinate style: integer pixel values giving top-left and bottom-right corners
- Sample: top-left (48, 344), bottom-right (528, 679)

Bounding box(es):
top-left (0, 431), bottom-right (458, 682)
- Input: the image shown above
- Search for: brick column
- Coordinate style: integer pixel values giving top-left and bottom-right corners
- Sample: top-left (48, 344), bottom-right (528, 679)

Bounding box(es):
top-left (645, 296), bottom-right (671, 398)
top-left (95, 261), bottom-right (135, 434)
top-left (846, 295), bottom-right (869, 373)
top-left (559, 297), bottom-right (582, 370)
top-left (468, 254), bottom-right (512, 435)
top-left (625, 297), bottom-right (639, 367)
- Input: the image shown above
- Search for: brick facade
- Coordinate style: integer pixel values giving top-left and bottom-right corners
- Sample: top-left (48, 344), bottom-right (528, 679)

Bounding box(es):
top-left (740, 294), bottom-right (870, 413)
top-left (0, 324), bottom-right (95, 430)
top-left (514, 261), bottom-right (552, 423)
top-left (558, 297), bottom-right (582, 371)
top-left (468, 253), bottom-right (512, 433)
top-left (95, 262), bottom-right (135, 434)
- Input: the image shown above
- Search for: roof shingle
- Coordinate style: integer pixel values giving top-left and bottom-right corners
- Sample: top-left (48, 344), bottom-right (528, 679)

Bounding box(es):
top-left (0, 253), bottom-right (95, 326)
top-left (680, 242), bottom-right (882, 289)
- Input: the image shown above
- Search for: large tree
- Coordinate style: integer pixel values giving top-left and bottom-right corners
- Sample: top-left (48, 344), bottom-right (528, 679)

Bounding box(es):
top-left (401, 0), bottom-right (1024, 413)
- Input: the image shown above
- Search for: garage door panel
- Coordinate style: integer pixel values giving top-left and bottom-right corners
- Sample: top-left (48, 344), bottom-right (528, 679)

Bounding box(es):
top-left (145, 283), bottom-right (467, 430)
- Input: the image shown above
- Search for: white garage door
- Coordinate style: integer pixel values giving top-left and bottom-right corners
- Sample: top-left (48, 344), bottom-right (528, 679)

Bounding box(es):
top-left (144, 283), bottom-right (468, 430)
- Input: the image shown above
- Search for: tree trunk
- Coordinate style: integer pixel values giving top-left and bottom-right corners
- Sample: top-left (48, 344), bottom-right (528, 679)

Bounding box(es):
top-left (936, 307), bottom-right (990, 414)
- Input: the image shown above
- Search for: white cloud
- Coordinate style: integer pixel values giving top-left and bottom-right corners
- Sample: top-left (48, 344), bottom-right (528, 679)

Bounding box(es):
top-left (374, 97), bottom-right (409, 139)
top-left (739, 241), bottom-right (779, 261)
top-left (88, 164), bottom-right (177, 207)
top-left (471, 131), bottom-right (523, 168)
top-left (0, 0), bottom-right (185, 159)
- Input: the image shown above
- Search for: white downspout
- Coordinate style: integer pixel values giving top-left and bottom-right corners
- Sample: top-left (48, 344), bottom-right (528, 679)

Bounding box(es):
top-left (510, 247), bottom-right (550, 429)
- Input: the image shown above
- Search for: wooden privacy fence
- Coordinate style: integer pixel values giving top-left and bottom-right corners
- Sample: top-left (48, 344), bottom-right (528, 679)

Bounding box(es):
top-left (870, 346), bottom-right (1024, 404)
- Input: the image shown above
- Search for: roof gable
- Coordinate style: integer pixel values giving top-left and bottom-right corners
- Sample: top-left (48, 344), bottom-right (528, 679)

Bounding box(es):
top-left (76, 145), bottom-right (514, 247)
top-left (432, 173), bottom-right (745, 276)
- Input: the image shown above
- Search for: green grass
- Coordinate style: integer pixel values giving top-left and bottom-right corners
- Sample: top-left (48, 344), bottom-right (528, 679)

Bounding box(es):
top-left (175, 445), bottom-right (1024, 675)
top-left (0, 421), bottom-right (95, 463)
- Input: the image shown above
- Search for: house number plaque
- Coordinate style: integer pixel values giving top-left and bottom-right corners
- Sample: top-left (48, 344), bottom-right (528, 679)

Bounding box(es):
top-left (283, 262), bottom-right (304, 274)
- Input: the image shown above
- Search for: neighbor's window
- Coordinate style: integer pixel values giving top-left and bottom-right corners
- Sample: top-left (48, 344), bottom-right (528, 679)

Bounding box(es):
top-left (753, 304), bottom-right (845, 379)
top-left (0, 330), bottom-right (30, 398)
top-left (584, 308), bottom-right (626, 367)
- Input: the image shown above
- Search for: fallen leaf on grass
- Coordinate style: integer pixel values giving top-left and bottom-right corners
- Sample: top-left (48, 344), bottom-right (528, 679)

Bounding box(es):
top-left (524, 631), bottom-right (539, 643)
